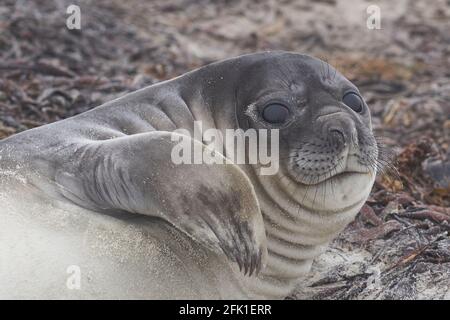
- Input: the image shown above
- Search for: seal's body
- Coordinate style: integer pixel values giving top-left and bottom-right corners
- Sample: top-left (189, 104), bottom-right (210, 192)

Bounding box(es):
top-left (0, 52), bottom-right (378, 299)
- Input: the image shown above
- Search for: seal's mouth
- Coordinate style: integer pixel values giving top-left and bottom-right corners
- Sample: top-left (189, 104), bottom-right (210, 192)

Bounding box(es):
top-left (286, 152), bottom-right (375, 186)
top-left (291, 169), bottom-right (372, 186)
top-left (324, 169), bottom-right (371, 183)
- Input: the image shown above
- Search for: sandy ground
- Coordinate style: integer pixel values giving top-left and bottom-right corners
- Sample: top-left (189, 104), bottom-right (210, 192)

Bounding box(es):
top-left (1, 0), bottom-right (449, 299)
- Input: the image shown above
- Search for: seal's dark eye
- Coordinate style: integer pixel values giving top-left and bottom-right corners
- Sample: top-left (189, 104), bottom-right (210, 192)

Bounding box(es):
top-left (343, 92), bottom-right (363, 113)
top-left (262, 103), bottom-right (289, 124)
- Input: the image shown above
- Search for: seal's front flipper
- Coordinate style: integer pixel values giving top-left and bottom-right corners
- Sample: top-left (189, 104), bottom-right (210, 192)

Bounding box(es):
top-left (55, 131), bottom-right (267, 276)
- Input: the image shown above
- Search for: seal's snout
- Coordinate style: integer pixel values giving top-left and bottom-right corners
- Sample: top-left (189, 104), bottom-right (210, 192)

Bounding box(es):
top-left (320, 111), bottom-right (357, 149)
top-left (286, 105), bottom-right (374, 185)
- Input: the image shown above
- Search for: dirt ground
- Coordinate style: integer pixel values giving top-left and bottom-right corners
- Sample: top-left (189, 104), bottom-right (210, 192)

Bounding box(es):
top-left (1, 0), bottom-right (449, 299)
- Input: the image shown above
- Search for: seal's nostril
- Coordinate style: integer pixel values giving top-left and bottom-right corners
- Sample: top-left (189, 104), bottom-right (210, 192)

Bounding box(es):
top-left (329, 128), bottom-right (346, 146)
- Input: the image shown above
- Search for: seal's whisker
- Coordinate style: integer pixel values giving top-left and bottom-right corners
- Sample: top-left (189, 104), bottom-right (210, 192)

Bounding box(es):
top-left (332, 60), bottom-right (337, 82)
top-left (372, 135), bottom-right (398, 179)
top-left (319, 59), bottom-right (326, 81)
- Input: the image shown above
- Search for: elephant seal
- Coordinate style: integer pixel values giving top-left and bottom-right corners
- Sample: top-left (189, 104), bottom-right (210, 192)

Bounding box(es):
top-left (0, 51), bottom-right (379, 299)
